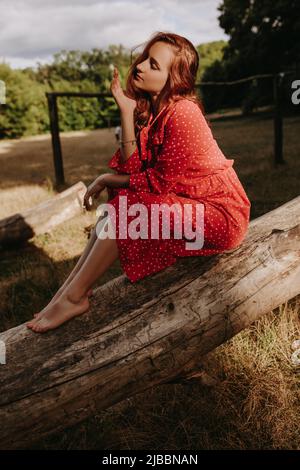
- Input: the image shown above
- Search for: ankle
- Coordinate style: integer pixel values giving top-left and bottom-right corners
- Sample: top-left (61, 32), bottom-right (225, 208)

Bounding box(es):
top-left (65, 285), bottom-right (89, 303)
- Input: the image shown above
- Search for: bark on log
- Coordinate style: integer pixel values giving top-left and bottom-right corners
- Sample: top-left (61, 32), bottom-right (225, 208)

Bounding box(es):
top-left (0, 181), bottom-right (87, 247)
top-left (0, 195), bottom-right (300, 449)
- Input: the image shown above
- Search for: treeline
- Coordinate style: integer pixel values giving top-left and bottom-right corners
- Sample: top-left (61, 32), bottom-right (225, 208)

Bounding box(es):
top-left (0, 46), bottom-right (130, 139)
top-left (0, 41), bottom-right (226, 139)
top-left (202, 0), bottom-right (300, 113)
top-left (1, 0), bottom-right (299, 139)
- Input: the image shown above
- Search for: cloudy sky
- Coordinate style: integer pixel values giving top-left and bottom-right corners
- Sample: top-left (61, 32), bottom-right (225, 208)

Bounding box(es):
top-left (0, 0), bottom-right (228, 69)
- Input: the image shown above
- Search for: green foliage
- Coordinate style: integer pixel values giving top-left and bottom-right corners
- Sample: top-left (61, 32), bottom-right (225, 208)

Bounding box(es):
top-left (196, 41), bottom-right (227, 80)
top-left (1, 41), bottom-right (227, 139)
top-left (0, 63), bottom-right (48, 138)
top-left (217, 0), bottom-right (300, 77)
top-left (201, 0), bottom-right (300, 112)
top-left (3, 11), bottom-right (299, 140)
top-left (0, 45), bottom-right (131, 139)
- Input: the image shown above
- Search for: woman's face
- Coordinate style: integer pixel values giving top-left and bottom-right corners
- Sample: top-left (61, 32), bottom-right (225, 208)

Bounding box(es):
top-left (134, 41), bottom-right (175, 97)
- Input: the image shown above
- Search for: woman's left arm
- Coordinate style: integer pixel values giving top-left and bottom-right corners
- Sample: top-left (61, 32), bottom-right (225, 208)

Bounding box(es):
top-left (83, 172), bottom-right (131, 210)
top-left (103, 173), bottom-right (130, 188)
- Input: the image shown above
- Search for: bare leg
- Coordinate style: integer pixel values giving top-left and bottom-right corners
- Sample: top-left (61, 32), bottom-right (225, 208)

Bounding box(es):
top-left (34, 215), bottom-right (106, 318)
top-left (27, 231), bottom-right (119, 333)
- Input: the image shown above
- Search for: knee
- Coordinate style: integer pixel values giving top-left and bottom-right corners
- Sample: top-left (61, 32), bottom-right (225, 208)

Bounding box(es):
top-left (223, 231), bottom-right (247, 251)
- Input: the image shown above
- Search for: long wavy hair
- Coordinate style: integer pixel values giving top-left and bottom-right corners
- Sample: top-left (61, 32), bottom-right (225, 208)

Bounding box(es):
top-left (125, 31), bottom-right (208, 138)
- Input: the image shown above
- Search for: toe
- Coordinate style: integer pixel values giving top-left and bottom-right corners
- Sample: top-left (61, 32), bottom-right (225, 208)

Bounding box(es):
top-left (31, 321), bottom-right (41, 331)
top-left (36, 324), bottom-right (46, 333)
top-left (32, 320), bottom-right (47, 333)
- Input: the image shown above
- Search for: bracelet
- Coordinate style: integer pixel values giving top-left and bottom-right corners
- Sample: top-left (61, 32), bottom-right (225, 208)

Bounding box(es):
top-left (120, 139), bottom-right (137, 147)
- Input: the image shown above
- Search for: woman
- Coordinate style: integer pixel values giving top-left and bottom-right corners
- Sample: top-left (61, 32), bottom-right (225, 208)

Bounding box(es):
top-left (27, 31), bottom-right (251, 333)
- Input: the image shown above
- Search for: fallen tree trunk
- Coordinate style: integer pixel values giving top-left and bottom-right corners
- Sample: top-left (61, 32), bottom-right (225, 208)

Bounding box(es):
top-left (0, 181), bottom-right (87, 247)
top-left (0, 195), bottom-right (299, 449)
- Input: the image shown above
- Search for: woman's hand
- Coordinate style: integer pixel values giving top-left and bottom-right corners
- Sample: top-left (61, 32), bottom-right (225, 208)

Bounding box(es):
top-left (110, 66), bottom-right (137, 114)
top-left (83, 174), bottom-right (109, 211)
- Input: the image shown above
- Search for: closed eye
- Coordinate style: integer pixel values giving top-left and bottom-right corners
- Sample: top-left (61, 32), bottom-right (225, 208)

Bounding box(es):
top-left (149, 55), bottom-right (160, 70)
top-left (138, 55), bottom-right (159, 70)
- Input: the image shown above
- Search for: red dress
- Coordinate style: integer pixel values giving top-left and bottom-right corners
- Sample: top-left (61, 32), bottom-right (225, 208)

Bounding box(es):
top-left (106, 98), bottom-right (251, 283)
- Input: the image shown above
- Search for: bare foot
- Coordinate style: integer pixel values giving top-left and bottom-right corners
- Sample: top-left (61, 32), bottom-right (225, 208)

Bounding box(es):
top-left (26, 292), bottom-right (90, 333)
top-left (33, 288), bottom-right (93, 320)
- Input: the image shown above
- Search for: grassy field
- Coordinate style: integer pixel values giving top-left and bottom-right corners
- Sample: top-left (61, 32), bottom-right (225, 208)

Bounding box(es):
top-left (0, 112), bottom-right (300, 449)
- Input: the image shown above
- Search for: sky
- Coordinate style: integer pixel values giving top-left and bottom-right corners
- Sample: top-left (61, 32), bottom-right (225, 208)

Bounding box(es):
top-left (0, 0), bottom-right (228, 69)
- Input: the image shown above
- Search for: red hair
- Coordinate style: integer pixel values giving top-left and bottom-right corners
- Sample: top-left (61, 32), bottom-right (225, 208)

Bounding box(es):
top-left (125, 31), bottom-right (208, 137)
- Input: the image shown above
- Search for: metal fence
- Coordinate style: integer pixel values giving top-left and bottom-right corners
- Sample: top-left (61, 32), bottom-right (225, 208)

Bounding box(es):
top-left (47, 70), bottom-right (298, 186)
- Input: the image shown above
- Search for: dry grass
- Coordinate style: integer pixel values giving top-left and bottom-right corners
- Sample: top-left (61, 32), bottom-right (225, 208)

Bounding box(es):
top-left (0, 113), bottom-right (300, 449)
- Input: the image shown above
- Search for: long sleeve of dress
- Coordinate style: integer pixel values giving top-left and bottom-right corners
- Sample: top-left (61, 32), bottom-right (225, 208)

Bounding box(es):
top-left (128, 100), bottom-right (213, 194)
top-left (108, 146), bottom-right (142, 174)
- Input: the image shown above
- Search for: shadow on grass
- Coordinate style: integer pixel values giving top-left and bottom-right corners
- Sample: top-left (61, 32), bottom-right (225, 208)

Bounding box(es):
top-left (0, 234), bottom-right (123, 332)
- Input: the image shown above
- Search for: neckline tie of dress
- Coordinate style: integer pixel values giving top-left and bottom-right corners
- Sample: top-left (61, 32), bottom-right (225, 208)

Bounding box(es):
top-left (148, 101), bottom-right (174, 129)
top-left (138, 101), bottom-right (178, 162)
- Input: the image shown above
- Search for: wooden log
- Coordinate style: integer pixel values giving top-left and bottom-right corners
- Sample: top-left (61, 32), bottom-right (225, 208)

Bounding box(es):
top-left (0, 181), bottom-right (87, 247)
top-left (0, 195), bottom-right (300, 449)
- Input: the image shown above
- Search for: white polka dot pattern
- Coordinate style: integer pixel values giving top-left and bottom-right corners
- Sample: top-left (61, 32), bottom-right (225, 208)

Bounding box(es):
top-left (107, 98), bottom-right (251, 283)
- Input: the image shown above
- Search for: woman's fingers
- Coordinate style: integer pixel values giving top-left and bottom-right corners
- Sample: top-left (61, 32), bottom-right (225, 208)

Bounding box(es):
top-left (83, 192), bottom-right (92, 211)
top-left (83, 186), bottom-right (105, 210)
top-left (111, 68), bottom-right (122, 94)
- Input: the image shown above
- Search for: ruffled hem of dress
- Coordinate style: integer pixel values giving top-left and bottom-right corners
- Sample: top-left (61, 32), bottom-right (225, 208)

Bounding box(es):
top-left (115, 240), bottom-right (178, 283)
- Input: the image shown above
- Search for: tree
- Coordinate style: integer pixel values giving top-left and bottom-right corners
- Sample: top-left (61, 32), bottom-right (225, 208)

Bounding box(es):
top-left (196, 41), bottom-right (227, 80)
top-left (218, 0), bottom-right (300, 77)
top-left (0, 63), bottom-right (48, 138)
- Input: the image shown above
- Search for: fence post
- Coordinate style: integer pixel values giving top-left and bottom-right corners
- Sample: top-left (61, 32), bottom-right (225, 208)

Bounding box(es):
top-left (273, 73), bottom-right (285, 166)
top-left (46, 93), bottom-right (65, 186)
